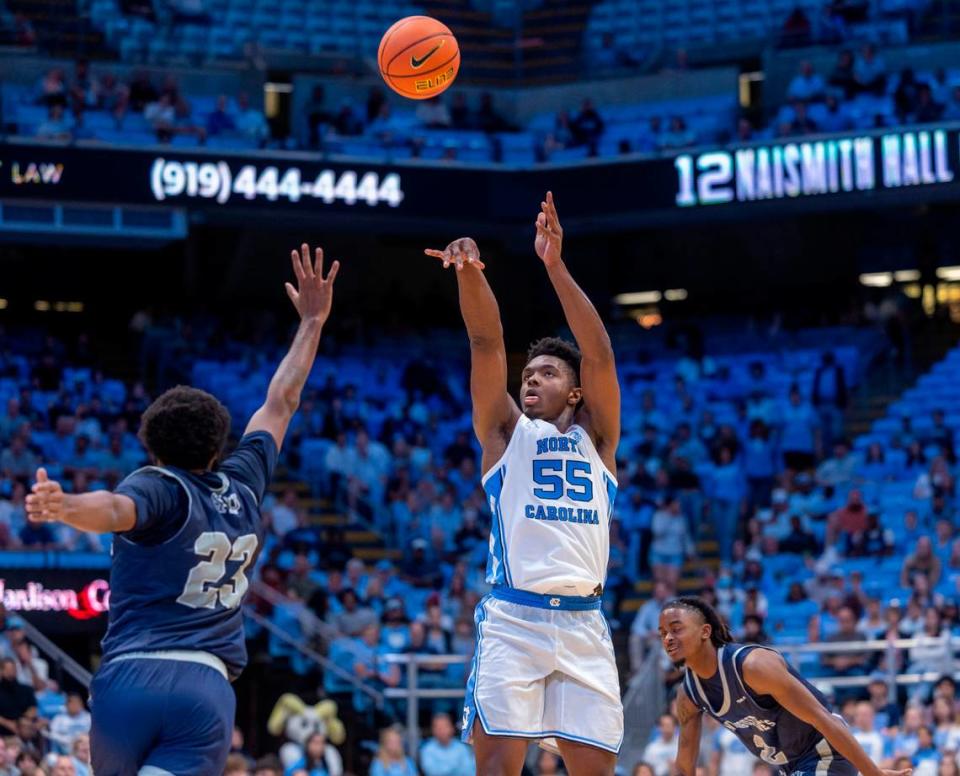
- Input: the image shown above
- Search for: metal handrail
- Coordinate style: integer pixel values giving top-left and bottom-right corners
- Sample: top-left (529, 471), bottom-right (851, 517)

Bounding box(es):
top-left (382, 653), bottom-right (471, 754)
top-left (250, 580), bottom-right (340, 645)
top-left (19, 618), bottom-right (92, 688)
top-left (245, 609), bottom-right (384, 707)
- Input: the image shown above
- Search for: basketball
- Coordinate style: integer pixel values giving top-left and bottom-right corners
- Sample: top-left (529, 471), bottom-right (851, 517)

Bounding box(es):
top-left (378, 16), bottom-right (460, 100)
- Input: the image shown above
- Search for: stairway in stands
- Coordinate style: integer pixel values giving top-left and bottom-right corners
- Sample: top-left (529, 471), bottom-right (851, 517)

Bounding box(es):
top-left (267, 472), bottom-right (400, 563)
top-left (420, 0), bottom-right (597, 85)
top-left (6, 0), bottom-right (107, 57)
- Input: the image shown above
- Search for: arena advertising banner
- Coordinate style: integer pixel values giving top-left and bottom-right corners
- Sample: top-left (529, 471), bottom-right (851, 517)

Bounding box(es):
top-left (2, 123), bottom-right (960, 225)
top-left (0, 569), bottom-right (110, 635)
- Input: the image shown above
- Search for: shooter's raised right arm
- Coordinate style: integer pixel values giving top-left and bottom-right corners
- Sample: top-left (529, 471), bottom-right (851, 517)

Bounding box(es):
top-left (425, 238), bottom-right (520, 465)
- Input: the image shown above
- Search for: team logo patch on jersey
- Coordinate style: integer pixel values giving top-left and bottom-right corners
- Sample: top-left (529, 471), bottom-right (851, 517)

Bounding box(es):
top-left (211, 492), bottom-right (241, 515)
top-left (549, 598), bottom-right (561, 607)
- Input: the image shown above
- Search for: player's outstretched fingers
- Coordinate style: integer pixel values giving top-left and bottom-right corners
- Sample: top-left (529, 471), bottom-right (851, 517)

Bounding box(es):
top-left (325, 260), bottom-right (340, 284)
top-left (424, 248), bottom-right (451, 269)
top-left (300, 243), bottom-right (314, 277)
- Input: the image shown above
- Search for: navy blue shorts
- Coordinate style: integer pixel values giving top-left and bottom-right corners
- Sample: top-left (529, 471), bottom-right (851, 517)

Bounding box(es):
top-left (90, 657), bottom-right (234, 776)
top-left (783, 745), bottom-right (858, 776)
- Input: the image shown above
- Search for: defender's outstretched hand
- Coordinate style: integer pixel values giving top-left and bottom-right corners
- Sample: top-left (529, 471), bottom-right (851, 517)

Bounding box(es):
top-left (424, 237), bottom-right (485, 271)
top-left (26, 468), bottom-right (65, 523)
top-left (535, 191), bottom-right (563, 267)
top-left (285, 243), bottom-right (339, 324)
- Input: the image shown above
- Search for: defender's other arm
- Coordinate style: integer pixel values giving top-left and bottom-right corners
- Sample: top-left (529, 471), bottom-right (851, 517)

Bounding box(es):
top-left (673, 685), bottom-right (703, 776)
top-left (26, 468), bottom-right (136, 533)
top-left (742, 649), bottom-right (911, 776)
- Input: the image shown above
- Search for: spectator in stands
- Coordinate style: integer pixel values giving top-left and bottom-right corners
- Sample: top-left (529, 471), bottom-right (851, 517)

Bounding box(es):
top-left (735, 117), bottom-right (754, 143)
top-left (235, 93), bottom-right (269, 146)
top-left (787, 61), bottom-right (826, 103)
top-left (932, 695), bottom-right (960, 750)
top-left (822, 605), bottom-right (869, 683)
top-left (333, 103), bottom-right (363, 137)
top-left (641, 714), bottom-right (679, 776)
top-left (370, 725), bottom-right (416, 776)
top-left (416, 97), bottom-right (452, 129)
top-left (127, 70), bottom-right (158, 113)
top-left (828, 49), bottom-right (858, 99)
top-left (630, 581), bottom-right (673, 672)
top-left (333, 589), bottom-right (377, 637)
top-left (780, 6), bottom-right (812, 47)
top-left (826, 488), bottom-right (868, 546)
top-left (37, 68), bottom-right (67, 108)
top-left (632, 765), bottom-right (656, 776)
top-left (284, 731), bottom-right (342, 776)
top-left (780, 514), bottom-right (819, 555)
top-left (894, 68), bottom-right (921, 123)
top-left (854, 44), bottom-right (887, 96)
top-left (206, 95), bottom-right (236, 136)
top-left (49, 695), bottom-right (89, 755)
top-left (914, 83), bottom-right (945, 124)
top-left (475, 93), bottom-right (508, 134)
top-left (15, 750), bottom-right (40, 776)
top-left (303, 86), bottom-right (331, 148)
top-left (69, 732), bottom-right (90, 776)
top-left (892, 705), bottom-right (924, 757)
top-left (787, 101), bottom-right (818, 136)
top-left (847, 511), bottom-right (894, 557)
top-left (908, 607), bottom-right (952, 677)
top-left (867, 671), bottom-right (901, 728)
top-left (708, 444), bottom-right (745, 562)
top-left (659, 116), bottom-right (696, 150)
top-left (0, 658), bottom-right (35, 735)
top-left (543, 110), bottom-right (575, 158)
top-left (571, 99), bottom-right (604, 154)
top-left (650, 495), bottom-right (694, 586)
top-left (96, 72), bottom-right (127, 113)
top-left (903, 537), bottom-right (943, 587)
top-left (852, 702), bottom-right (885, 762)
top-left (419, 712), bottom-right (473, 776)
top-left (144, 93), bottom-right (176, 141)
top-left (817, 441), bottom-right (856, 492)
top-left (0, 436), bottom-right (36, 480)
top-left (820, 94), bottom-right (851, 133)
top-left (35, 105), bottom-right (73, 141)
top-left (780, 386), bottom-right (820, 471)
top-left (254, 756), bottom-right (283, 776)
top-left (943, 86), bottom-right (960, 121)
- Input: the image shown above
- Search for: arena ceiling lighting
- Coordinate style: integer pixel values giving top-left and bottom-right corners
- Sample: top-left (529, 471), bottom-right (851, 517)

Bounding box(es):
top-left (664, 288), bottom-right (688, 301)
top-left (936, 266), bottom-right (960, 281)
top-left (614, 291), bottom-right (662, 305)
top-left (858, 273), bottom-right (893, 288)
top-left (893, 270), bottom-right (921, 282)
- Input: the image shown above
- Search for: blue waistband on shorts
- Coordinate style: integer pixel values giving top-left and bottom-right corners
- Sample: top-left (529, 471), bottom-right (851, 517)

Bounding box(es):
top-left (491, 585), bottom-right (602, 611)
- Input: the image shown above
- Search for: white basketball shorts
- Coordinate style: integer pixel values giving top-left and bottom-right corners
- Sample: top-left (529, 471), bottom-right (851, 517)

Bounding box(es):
top-left (460, 586), bottom-right (624, 755)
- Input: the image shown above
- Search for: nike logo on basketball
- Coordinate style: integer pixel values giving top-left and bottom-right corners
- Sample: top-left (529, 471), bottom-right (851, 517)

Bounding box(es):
top-left (411, 42), bottom-right (443, 68)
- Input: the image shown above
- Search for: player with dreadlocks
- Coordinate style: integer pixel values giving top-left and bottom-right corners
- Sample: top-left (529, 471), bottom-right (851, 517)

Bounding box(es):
top-left (658, 597), bottom-right (911, 776)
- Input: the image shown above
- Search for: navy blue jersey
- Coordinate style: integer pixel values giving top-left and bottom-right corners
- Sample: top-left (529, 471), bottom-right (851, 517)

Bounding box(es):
top-left (101, 432), bottom-right (277, 679)
top-left (683, 643), bottom-right (851, 773)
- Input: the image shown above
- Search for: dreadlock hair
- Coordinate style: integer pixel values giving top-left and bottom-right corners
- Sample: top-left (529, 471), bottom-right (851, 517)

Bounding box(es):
top-left (661, 596), bottom-right (734, 648)
top-left (526, 337), bottom-right (581, 385)
top-left (138, 386), bottom-right (231, 471)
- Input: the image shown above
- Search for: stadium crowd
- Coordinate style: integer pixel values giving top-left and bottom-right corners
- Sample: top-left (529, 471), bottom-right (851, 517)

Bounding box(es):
top-left (0, 309), bottom-right (960, 772)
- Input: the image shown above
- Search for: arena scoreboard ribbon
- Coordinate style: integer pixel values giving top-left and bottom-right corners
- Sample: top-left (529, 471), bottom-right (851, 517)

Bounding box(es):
top-left (3, 123), bottom-right (960, 228)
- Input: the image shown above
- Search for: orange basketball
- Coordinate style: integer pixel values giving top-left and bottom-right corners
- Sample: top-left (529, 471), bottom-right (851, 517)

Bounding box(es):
top-left (378, 16), bottom-right (460, 100)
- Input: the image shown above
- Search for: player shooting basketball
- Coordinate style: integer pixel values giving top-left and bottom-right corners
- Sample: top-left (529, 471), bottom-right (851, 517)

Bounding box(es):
top-left (425, 192), bottom-right (623, 776)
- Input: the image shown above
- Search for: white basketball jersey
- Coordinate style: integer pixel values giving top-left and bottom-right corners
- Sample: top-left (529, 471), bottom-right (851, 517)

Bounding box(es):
top-left (481, 414), bottom-right (617, 597)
